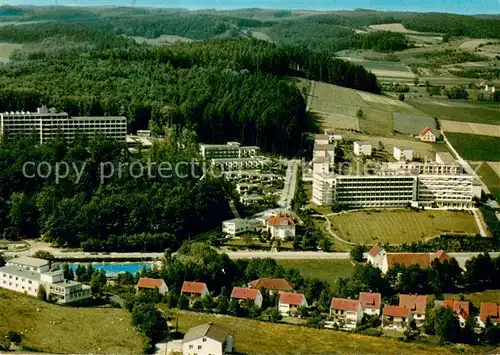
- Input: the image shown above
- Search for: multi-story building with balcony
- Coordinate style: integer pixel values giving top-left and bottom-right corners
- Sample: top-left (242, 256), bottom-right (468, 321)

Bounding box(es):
top-left (0, 106), bottom-right (127, 144)
top-left (200, 142), bottom-right (260, 160)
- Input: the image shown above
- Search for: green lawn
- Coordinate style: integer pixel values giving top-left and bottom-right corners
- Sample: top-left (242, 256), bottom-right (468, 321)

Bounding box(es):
top-left (477, 162), bottom-right (500, 201)
top-left (277, 259), bottom-right (355, 286)
top-left (409, 100), bottom-right (500, 125)
top-left (446, 132), bottom-right (500, 161)
top-left (0, 288), bottom-right (145, 353)
top-left (163, 309), bottom-right (454, 355)
top-left (329, 210), bottom-right (479, 245)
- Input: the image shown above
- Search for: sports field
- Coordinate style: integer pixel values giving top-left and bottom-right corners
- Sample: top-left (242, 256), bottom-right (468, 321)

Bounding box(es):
top-left (446, 132), bottom-right (500, 161)
top-left (164, 309), bottom-right (454, 354)
top-left (0, 288), bottom-right (145, 353)
top-left (329, 210), bottom-right (479, 245)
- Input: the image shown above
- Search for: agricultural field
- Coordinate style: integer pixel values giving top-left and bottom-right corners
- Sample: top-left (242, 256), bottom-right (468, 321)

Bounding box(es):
top-left (409, 100), bottom-right (500, 125)
top-left (0, 42), bottom-right (23, 61)
top-left (328, 210), bottom-right (479, 245)
top-left (277, 259), bottom-right (355, 286)
top-left (367, 23), bottom-right (430, 35)
top-left (445, 132), bottom-right (500, 161)
top-left (476, 162), bottom-right (500, 201)
top-left (0, 288), bottom-right (146, 354)
top-left (165, 309), bottom-right (454, 355)
top-left (441, 120), bottom-right (500, 138)
top-left (393, 112), bottom-right (436, 135)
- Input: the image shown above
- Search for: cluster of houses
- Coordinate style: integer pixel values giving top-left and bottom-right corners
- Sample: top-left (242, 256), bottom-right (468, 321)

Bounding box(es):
top-left (222, 213), bottom-right (296, 240)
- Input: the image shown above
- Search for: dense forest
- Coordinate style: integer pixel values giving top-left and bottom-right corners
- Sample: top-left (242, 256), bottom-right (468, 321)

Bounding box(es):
top-left (0, 129), bottom-right (233, 248)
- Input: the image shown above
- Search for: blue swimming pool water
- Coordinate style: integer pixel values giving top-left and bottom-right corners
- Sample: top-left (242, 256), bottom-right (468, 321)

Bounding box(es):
top-left (70, 262), bottom-right (152, 276)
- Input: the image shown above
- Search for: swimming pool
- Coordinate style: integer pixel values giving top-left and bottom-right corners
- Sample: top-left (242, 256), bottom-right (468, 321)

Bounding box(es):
top-left (70, 262), bottom-right (152, 276)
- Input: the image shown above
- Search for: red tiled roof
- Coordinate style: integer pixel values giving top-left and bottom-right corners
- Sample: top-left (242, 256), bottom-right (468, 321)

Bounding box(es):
top-left (181, 281), bottom-right (207, 294)
top-left (432, 250), bottom-right (450, 263)
top-left (330, 298), bottom-right (361, 312)
top-left (443, 300), bottom-right (470, 319)
top-left (137, 277), bottom-right (164, 289)
top-left (267, 215), bottom-right (295, 227)
top-left (368, 244), bottom-right (382, 257)
top-left (279, 292), bottom-right (306, 306)
top-left (420, 127), bottom-right (433, 137)
top-left (383, 305), bottom-right (411, 318)
top-left (359, 292), bottom-right (381, 309)
top-left (387, 253), bottom-right (431, 269)
top-left (248, 278), bottom-right (294, 291)
top-left (480, 302), bottom-right (500, 321)
top-left (231, 287), bottom-right (260, 300)
top-left (399, 294), bottom-right (428, 314)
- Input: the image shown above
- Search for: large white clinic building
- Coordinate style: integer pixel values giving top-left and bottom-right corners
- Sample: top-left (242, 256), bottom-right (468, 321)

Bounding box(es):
top-left (200, 142), bottom-right (260, 160)
top-left (0, 256), bottom-right (92, 304)
top-left (0, 106), bottom-right (127, 144)
top-left (312, 150), bottom-right (475, 209)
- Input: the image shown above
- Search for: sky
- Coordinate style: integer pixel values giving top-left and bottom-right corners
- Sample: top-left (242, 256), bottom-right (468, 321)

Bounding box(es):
top-left (1, 0), bottom-right (500, 14)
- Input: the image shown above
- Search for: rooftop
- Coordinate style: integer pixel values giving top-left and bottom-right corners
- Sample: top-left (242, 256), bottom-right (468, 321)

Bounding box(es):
top-left (313, 156), bottom-right (330, 164)
top-left (355, 141), bottom-right (372, 146)
top-left (181, 281), bottom-right (207, 294)
top-left (359, 292), bottom-right (381, 309)
top-left (399, 294), bottom-right (428, 314)
top-left (314, 144), bottom-right (335, 151)
top-left (0, 265), bottom-right (41, 281)
top-left (267, 215), bottom-right (295, 227)
top-left (248, 278), bottom-right (293, 291)
top-left (386, 253), bottom-right (432, 269)
top-left (183, 322), bottom-right (231, 344)
top-left (330, 298), bottom-right (361, 312)
top-left (137, 277), bottom-right (164, 289)
top-left (7, 256), bottom-right (50, 268)
top-left (443, 300), bottom-right (470, 319)
top-left (480, 302), bottom-right (500, 321)
top-left (383, 305), bottom-right (411, 318)
top-left (279, 292), bottom-right (306, 306)
top-left (315, 134), bottom-right (329, 140)
top-left (230, 287), bottom-right (260, 300)
top-left (420, 127), bottom-right (434, 136)
top-left (368, 244), bottom-right (383, 257)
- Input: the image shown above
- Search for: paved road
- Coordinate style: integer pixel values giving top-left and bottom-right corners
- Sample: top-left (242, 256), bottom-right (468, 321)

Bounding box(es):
top-left (277, 159), bottom-right (300, 209)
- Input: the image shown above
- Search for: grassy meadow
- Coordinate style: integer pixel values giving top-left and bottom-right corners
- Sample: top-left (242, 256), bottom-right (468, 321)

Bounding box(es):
top-left (277, 259), bottom-right (355, 286)
top-left (445, 132), bottom-right (500, 161)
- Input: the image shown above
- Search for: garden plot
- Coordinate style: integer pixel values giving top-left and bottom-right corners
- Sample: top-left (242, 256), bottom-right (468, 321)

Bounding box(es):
top-left (441, 120), bottom-right (500, 138)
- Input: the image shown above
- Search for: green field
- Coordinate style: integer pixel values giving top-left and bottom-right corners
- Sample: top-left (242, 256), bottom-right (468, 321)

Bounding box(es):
top-left (0, 289), bottom-right (145, 353)
top-left (409, 100), bottom-right (500, 125)
top-left (446, 132), bottom-right (500, 161)
top-left (277, 259), bottom-right (355, 286)
top-left (477, 162), bottom-right (500, 201)
top-left (165, 309), bottom-right (454, 355)
top-left (0, 42), bottom-right (23, 61)
top-left (329, 210), bottom-right (479, 245)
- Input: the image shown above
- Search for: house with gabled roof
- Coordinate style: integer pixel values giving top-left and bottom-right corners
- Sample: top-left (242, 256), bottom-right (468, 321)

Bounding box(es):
top-left (359, 292), bottom-right (382, 316)
top-left (382, 306), bottom-right (413, 331)
top-left (399, 294), bottom-right (428, 325)
top-left (329, 298), bottom-right (364, 330)
top-left (443, 299), bottom-right (470, 328)
top-left (230, 287), bottom-right (263, 308)
top-left (477, 302), bottom-right (500, 328)
top-left (247, 278), bottom-right (293, 294)
top-left (366, 244), bottom-right (386, 269)
top-left (181, 322), bottom-right (234, 355)
top-left (266, 214), bottom-right (296, 240)
top-left (380, 250), bottom-right (450, 274)
top-left (181, 281), bottom-right (209, 300)
top-left (419, 127), bottom-right (436, 142)
top-left (278, 292), bottom-right (308, 317)
top-left (136, 277), bottom-right (168, 296)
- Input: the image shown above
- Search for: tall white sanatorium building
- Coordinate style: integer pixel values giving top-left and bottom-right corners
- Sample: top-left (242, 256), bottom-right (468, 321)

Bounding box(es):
top-left (0, 256), bottom-right (92, 304)
top-left (0, 106), bottom-right (127, 144)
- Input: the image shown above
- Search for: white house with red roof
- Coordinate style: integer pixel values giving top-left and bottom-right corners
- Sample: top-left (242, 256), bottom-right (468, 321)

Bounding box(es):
top-left (382, 306), bottom-right (413, 331)
top-left (230, 287), bottom-right (263, 308)
top-left (278, 292), bottom-right (308, 316)
top-left (366, 244), bottom-right (386, 269)
top-left (329, 298), bottom-right (364, 330)
top-left (477, 302), bottom-right (500, 328)
top-left (181, 281), bottom-right (209, 299)
top-left (136, 277), bottom-right (168, 296)
top-left (359, 292), bottom-right (382, 316)
top-left (399, 294), bottom-right (428, 325)
top-left (419, 127), bottom-right (436, 142)
top-left (443, 299), bottom-right (470, 328)
top-left (266, 214), bottom-right (296, 240)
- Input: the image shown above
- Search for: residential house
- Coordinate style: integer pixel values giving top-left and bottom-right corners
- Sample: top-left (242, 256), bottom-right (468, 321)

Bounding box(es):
top-left (366, 244), bottom-right (386, 269)
top-left (359, 292), bottom-right (382, 317)
top-left (278, 292), bottom-right (308, 317)
top-left (399, 294), bottom-right (428, 325)
top-left (380, 250), bottom-right (450, 274)
top-left (181, 322), bottom-right (234, 355)
top-left (382, 306), bottom-right (413, 331)
top-left (266, 215), bottom-right (296, 240)
top-left (393, 147), bottom-right (414, 162)
top-left (419, 127), bottom-right (436, 142)
top-left (181, 281), bottom-right (209, 300)
top-left (247, 278), bottom-right (294, 294)
top-left (136, 277), bottom-right (168, 296)
top-left (477, 302), bottom-right (500, 328)
top-left (443, 299), bottom-right (471, 328)
top-left (222, 218), bottom-right (262, 237)
top-left (353, 141), bottom-right (372, 156)
top-left (330, 298), bottom-right (364, 330)
top-left (230, 287), bottom-right (263, 308)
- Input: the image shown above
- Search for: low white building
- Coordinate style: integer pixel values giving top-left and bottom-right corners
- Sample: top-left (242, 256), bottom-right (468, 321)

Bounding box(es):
top-left (393, 147), bottom-right (414, 162)
top-left (324, 129), bottom-right (343, 142)
top-left (0, 257), bottom-right (91, 304)
top-left (366, 244), bottom-right (386, 270)
top-left (353, 141), bottom-right (372, 156)
top-left (182, 322), bottom-right (234, 355)
top-left (330, 298), bottom-right (364, 330)
top-left (266, 215), bottom-right (296, 240)
top-left (222, 218), bottom-right (262, 237)
top-left (278, 292), bottom-right (308, 316)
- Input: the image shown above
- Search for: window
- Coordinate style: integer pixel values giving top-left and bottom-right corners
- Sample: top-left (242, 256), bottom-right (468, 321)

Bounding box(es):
top-left (198, 345), bottom-right (202, 349)
top-left (202, 338), bottom-right (207, 342)
top-left (189, 345), bottom-right (193, 349)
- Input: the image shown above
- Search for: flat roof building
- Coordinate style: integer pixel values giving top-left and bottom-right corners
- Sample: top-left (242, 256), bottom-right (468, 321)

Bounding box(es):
top-left (200, 142), bottom-right (260, 160)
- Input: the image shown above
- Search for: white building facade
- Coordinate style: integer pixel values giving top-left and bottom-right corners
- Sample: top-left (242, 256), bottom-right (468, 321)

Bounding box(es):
top-left (200, 142), bottom-right (259, 160)
top-left (353, 141), bottom-right (372, 156)
top-left (222, 218), bottom-right (263, 237)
